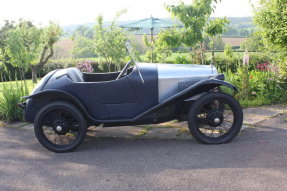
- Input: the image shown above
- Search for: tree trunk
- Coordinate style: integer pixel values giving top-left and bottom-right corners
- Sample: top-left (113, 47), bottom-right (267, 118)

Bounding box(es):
top-left (200, 43), bottom-right (205, 65)
top-left (20, 67), bottom-right (26, 82)
top-left (211, 50), bottom-right (215, 64)
top-left (108, 63), bottom-right (111, 72)
top-left (31, 67), bottom-right (37, 83)
top-left (211, 37), bottom-right (215, 64)
top-left (242, 65), bottom-right (249, 100)
top-left (18, 68), bottom-right (23, 81)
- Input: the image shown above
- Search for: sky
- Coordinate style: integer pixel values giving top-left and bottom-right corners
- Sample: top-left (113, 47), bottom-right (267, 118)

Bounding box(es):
top-left (0, 0), bottom-right (259, 26)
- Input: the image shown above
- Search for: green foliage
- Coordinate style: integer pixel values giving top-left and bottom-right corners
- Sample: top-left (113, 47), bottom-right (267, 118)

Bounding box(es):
top-left (5, 21), bottom-right (41, 69)
top-left (174, 54), bottom-right (190, 64)
top-left (225, 65), bottom-right (287, 107)
top-left (205, 17), bottom-right (229, 63)
top-left (143, 32), bottom-right (172, 63)
top-left (254, 0), bottom-right (287, 81)
top-left (0, 21), bottom-right (15, 70)
top-left (4, 20), bottom-right (62, 82)
top-left (45, 59), bottom-right (115, 73)
top-left (204, 37), bottom-right (224, 51)
top-left (214, 51), bottom-right (274, 73)
top-left (72, 25), bottom-right (94, 39)
top-left (164, 1), bottom-right (228, 65)
top-left (206, 18), bottom-right (229, 37)
top-left (191, 47), bottom-right (206, 65)
top-left (94, 12), bottom-right (128, 71)
top-left (223, 17), bottom-right (255, 37)
top-left (206, 17), bottom-right (229, 59)
top-left (224, 43), bottom-right (234, 58)
top-left (0, 78), bottom-right (28, 122)
top-left (72, 36), bottom-right (96, 58)
top-left (155, 28), bottom-right (181, 48)
top-left (240, 32), bottom-right (264, 51)
top-left (164, 0), bottom-right (225, 48)
top-left (254, 0), bottom-right (287, 52)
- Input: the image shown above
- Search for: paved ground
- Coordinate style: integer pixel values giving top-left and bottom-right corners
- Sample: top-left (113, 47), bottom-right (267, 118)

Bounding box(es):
top-left (7, 105), bottom-right (287, 140)
top-left (0, 106), bottom-right (287, 191)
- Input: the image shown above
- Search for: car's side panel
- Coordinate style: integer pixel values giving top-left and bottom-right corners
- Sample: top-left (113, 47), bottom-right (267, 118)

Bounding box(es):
top-left (26, 64), bottom-right (158, 121)
top-left (157, 64), bottom-right (216, 103)
top-left (24, 77), bottom-right (236, 125)
top-left (100, 63), bottom-right (158, 119)
top-left (132, 79), bottom-right (237, 121)
top-left (95, 77), bottom-right (137, 104)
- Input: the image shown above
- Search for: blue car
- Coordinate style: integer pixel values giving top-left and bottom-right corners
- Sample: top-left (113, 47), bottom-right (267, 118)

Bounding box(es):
top-left (20, 46), bottom-right (243, 152)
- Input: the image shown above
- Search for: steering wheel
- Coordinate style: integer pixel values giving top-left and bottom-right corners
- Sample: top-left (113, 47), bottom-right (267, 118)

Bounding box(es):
top-left (116, 60), bottom-right (132, 80)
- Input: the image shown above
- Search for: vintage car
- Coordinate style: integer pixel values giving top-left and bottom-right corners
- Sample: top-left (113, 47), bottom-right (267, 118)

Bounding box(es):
top-left (20, 46), bottom-right (243, 152)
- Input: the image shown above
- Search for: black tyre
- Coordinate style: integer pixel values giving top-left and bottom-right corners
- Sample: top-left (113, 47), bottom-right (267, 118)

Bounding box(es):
top-left (188, 92), bottom-right (243, 144)
top-left (34, 101), bottom-right (87, 152)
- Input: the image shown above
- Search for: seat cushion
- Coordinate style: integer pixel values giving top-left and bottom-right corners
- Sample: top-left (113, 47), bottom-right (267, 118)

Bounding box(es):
top-left (67, 68), bottom-right (84, 82)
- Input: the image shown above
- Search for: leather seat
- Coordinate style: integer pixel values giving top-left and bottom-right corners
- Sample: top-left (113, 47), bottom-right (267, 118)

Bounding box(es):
top-left (67, 68), bottom-right (84, 82)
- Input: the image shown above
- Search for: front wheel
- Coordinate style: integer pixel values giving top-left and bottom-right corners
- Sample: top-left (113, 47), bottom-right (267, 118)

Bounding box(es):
top-left (188, 92), bottom-right (243, 144)
top-left (34, 101), bottom-right (87, 152)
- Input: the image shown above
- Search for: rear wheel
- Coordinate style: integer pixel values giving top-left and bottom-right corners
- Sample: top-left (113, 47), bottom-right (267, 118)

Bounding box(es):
top-left (188, 92), bottom-right (243, 144)
top-left (34, 101), bottom-right (87, 152)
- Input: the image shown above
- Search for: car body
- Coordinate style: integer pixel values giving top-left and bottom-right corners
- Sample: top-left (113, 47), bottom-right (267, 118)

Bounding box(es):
top-left (21, 61), bottom-right (243, 152)
top-left (24, 63), bottom-right (234, 125)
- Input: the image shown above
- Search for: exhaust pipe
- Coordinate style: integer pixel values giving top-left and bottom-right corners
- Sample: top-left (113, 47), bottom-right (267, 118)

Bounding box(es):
top-left (17, 102), bottom-right (26, 109)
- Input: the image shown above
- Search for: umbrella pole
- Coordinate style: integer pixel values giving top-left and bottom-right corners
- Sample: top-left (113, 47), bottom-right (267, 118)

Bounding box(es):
top-left (151, 28), bottom-right (154, 63)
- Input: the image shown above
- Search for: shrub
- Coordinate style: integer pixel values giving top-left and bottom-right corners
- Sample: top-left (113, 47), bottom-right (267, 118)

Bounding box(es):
top-left (76, 60), bottom-right (94, 72)
top-left (213, 52), bottom-right (275, 73)
top-left (174, 54), bottom-right (190, 64)
top-left (0, 79), bottom-right (28, 122)
top-left (224, 63), bottom-right (287, 107)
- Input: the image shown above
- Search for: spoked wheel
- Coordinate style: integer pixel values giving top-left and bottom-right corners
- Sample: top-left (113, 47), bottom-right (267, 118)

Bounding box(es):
top-left (34, 101), bottom-right (87, 152)
top-left (188, 92), bottom-right (243, 144)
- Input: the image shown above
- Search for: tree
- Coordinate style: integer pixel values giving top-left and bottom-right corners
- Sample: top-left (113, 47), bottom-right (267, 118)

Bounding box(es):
top-left (72, 25), bottom-right (94, 39)
top-left (143, 32), bottom-right (172, 63)
top-left (224, 43), bottom-right (234, 58)
top-left (254, 0), bottom-right (287, 52)
top-left (240, 32), bottom-right (264, 51)
top-left (72, 36), bottom-right (96, 58)
top-left (163, 0), bottom-right (228, 64)
top-left (94, 13), bottom-right (128, 72)
top-left (166, 0), bottom-right (217, 47)
top-left (5, 21), bottom-right (38, 80)
top-left (254, 0), bottom-right (287, 78)
top-left (31, 22), bottom-right (62, 82)
top-left (0, 21), bottom-right (16, 74)
top-left (5, 20), bottom-right (62, 83)
top-left (205, 17), bottom-right (229, 63)
top-left (204, 36), bottom-right (225, 51)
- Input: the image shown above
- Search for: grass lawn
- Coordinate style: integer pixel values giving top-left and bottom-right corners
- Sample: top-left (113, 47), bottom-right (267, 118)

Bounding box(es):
top-left (0, 79), bottom-right (35, 97)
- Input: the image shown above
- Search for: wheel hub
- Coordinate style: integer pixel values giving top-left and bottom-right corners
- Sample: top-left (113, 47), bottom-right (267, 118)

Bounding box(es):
top-left (53, 120), bottom-right (68, 135)
top-left (206, 110), bottom-right (223, 127)
top-left (214, 117), bottom-right (221, 124)
top-left (56, 126), bottom-right (63, 132)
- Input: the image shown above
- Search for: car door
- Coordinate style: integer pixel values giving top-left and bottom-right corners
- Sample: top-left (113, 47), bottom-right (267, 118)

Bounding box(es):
top-left (100, 63), bottom-right (158, 119)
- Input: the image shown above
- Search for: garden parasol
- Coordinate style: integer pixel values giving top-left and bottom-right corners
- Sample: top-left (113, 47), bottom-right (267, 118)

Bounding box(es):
top-left (120, 16), bottom-right (182, 62)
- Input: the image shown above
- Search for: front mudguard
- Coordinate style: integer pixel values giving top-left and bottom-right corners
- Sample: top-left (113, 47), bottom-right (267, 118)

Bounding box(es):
top-left (133, 79), bottom-right (238, 121)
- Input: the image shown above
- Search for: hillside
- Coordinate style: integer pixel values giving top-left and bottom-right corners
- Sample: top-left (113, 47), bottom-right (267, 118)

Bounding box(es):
top-left (62, 17), bottom-right (255, 38)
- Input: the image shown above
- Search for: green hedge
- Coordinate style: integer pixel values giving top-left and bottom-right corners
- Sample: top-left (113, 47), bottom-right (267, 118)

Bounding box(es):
top-left (210, 52), bottom-right (273, 73)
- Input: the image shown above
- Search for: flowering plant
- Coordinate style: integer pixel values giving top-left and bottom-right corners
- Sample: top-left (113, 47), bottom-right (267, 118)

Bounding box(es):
top-left (76, 60), bottom-right (94, 73)
top-left (256, 62), bottom-right (270, 71)
top-left (256, 62), bottom-right (280, 73)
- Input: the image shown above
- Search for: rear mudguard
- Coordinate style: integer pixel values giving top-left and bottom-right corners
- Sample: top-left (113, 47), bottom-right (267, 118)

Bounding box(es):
top-left (24, 79), bottom-right (237, 124)
top-left (24, 90), bottom-right (97, 124)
